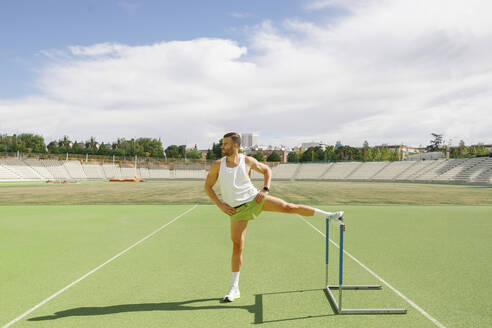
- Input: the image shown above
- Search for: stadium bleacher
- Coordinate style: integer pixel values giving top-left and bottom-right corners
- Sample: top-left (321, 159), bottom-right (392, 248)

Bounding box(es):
top-left (321, 162), bottom-right (363, 180)
top-left (413, 160), bottom-right (450, 181)
top-left (23, 158), bottom-right (54, 180)
top-left (0, 164), bottom-right (22, 181)
top-left (82, 163), bottom-right (106, 179)
top-left (469, 158), bottom-right (492, 184)
top-left (120, 166), bottom-right (139, 179)
top-left (346, 162), bottom-right (390, 180)
top-left (1, 157), bottom-right (491, 185)
top-left (395, 160), bottom-right (436, 181)
top-left (256, 163), bottom-right (297, 180)
top-left (102, 164), bottom-right (122, 179)
top-left (296, 163), bottom-right (333, 180)
top-left (149, 169), bottom-right (171, 179)
top-left (174, 169), bottom-right (207, 179)
top-left (372, 161), bottom-right (416, 180)
top-left (63, 161), bottom-right (87, 180)
top-left (139, 167), bottom-right (151, 179)
top-left (0, 158), bottom-right (42, 180)
top-left (432, 159), bottom-right (469, 182)
top-left (42, 159), bottom-right (72, 180)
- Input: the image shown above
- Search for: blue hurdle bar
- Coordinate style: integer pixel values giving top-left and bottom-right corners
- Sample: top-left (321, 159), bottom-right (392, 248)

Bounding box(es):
top-left (325, 218), bottom-right (329, 287)
top-left (324, 216), bottom-right (407, 315)
top-left (338, 222), bottom-right (344, 309)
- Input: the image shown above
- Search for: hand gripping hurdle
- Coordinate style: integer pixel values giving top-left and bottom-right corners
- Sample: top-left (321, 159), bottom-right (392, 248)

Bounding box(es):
top-left (324, 218), bottom-right (407, 315)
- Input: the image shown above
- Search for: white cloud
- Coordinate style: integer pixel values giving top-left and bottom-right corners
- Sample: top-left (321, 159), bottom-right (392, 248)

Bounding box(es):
top-left (118, 1), bottom-right (140, 11)
top-left (305, 0), bottom-right (368, 11)
top-left (228, 12), bottom-right (252, 19)
top-left (1, 0), bottom-right (492, 148)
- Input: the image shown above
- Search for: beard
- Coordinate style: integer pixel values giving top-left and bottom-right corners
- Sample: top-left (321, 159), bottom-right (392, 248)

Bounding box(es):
top-left (222, 148), bottom-right (233, 156)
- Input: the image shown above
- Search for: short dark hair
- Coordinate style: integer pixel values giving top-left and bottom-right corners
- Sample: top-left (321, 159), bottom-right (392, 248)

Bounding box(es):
top-left (223, 132), bottom-right (241, 146)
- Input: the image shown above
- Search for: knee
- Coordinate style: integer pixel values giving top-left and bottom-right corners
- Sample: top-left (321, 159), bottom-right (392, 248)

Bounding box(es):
top-left (283, 203), bottom-right (298, 213)
top-left (232, 241), bottom-right (244, 253)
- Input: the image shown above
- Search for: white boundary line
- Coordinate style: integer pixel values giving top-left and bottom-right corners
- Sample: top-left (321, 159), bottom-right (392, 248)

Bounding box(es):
top-left (2, 205), bottom-right (198, 328)
top-left (297, 215), bottom-right (447, 328)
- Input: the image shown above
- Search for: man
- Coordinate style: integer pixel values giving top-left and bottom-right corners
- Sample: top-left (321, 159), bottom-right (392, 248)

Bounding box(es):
top-left (204, 132), bottom-right (343, 302)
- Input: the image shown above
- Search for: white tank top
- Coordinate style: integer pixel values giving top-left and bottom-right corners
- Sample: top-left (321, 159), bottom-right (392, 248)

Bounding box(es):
top-left (218, 154), bottom-right (258, 207)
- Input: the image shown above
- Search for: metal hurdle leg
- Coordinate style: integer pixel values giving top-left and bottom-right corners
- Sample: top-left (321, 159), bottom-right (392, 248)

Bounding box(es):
top-left (324, 218), bottom-right (407, 315)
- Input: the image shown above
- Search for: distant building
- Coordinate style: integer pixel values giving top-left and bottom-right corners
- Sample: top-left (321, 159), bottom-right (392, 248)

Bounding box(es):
top-left (242, 133), bottom-right (259, 148)
top-left (300, 142), bottom-right (327, 151)
top-left (199, 150), bottom-right (209, 159)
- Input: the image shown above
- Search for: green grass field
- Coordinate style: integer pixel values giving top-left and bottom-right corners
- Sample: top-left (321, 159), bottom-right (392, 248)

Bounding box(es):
top-left (1, 182), bottom-right (491, 327)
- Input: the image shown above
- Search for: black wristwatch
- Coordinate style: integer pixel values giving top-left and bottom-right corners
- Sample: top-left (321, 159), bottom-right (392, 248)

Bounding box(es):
top-left (262, 186), bottom-right (270, 192)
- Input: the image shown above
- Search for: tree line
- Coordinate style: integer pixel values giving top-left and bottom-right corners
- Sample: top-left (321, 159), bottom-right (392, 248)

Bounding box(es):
top-left (449, 141), bottom-right (490, 158)
top-left (2, 133), bottom-right (490, 162)
top-left (205, 139), bottom-right (401, 162)
top-left (284, 144), bottom-right (400, 163)
top-left (0, 133), bottom-right (203, 159)
top-left (425, 134), bottom-right (491, 159)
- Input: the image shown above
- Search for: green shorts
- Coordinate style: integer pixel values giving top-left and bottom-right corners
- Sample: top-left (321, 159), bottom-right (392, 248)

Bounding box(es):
top-left (230, 197), bottom-right (266, 221)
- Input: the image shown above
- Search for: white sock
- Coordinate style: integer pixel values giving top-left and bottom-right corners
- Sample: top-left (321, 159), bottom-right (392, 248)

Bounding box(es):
top-left (232, 272), bottom-right (240, 288)
top-left (314, 208), bottom-right (332, 217)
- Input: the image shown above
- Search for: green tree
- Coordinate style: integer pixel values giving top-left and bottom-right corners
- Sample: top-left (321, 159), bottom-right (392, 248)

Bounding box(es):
top-left (17, 134), bottom-right (46, 153)
top-left (212, 139), bottom-right (222, 159)
top-left (72, 142), bottom-right (85, 154)
top-left (206, 149), bottom-right (216, 160)
top-left (47, 141), bottom-right (60, 154)
top-left (165, 145), bottom-right (180, 159)
top-left (362, 141), bottom-right (370, 161)
top-left (97, 143), bottom-right (111, 156)
top-left (58, 136), bottom-right (72, 154)
top-left (251, 152), bottom-right (265, 162)
top-left (300, 146), bottom-right (324, 162)
top-left (426, 133), bottom-right (443, 151)
top-left (186, 146), bottom-right (203, 159)
top-left (324, 146), bottom-right (336, 161)
top-left (84, 137), bottom-right (98, 155)
top-left (178, 145), bottom-right (186, 158)
top-left (287, 151), bottom-right (298, 163)
top-left (266, 151), bottom-right (281, 162)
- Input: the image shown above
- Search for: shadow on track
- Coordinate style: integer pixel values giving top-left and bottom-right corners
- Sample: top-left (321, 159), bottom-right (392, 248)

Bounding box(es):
top-left (28, 298), bottom-right (257, 321)
top-left (28, 289), bottom-right (333, 324)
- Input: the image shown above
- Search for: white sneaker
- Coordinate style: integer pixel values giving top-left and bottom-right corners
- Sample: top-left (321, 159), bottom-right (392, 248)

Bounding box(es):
top-left (328, 211), bottom-right (344, 221)
top-left (223, 285), bottom-right (240, 302)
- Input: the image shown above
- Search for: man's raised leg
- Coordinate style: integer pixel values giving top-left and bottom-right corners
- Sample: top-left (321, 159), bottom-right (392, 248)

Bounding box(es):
top-left (262, 195), bottom-right (343, 219)
top-left (262, 195), bottom-right (315, 216)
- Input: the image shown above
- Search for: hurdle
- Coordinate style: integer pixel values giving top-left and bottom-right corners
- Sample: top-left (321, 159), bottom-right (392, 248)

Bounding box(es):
top-left (324, 218), bottom-right (407, 315)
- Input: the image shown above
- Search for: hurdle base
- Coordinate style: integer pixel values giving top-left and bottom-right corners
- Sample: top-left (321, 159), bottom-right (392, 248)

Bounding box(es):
top-left (326, 284), bottom-right (382, 290)
top-left (340, 308), bottom-right (408, 315)
top-left (324, 285), bottom-right (407, 315)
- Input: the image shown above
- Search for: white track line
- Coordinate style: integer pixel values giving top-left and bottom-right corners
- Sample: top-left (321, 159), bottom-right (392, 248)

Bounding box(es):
top-left (297, 215), bottom-right (447, 328)
top-left (2, 205), bottom-right (198, 328)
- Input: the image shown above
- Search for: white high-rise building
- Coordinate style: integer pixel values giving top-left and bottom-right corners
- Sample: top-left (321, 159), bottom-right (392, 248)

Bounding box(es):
top-left (241, 133), bottom-right (259, 148)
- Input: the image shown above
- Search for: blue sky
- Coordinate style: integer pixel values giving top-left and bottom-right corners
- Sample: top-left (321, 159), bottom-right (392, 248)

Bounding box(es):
top-left (1, 0), bottom-right (491, 148)
top-left (1, 0), bottom-right (340, 98)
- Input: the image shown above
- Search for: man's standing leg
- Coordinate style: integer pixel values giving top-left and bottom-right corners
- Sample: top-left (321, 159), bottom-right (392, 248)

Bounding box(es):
top-left (224, 220), bottom-right (248, 302)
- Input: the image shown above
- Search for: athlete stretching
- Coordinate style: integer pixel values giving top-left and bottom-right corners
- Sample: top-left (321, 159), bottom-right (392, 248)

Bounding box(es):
top-left (204, 132), bottom-right (343, 302)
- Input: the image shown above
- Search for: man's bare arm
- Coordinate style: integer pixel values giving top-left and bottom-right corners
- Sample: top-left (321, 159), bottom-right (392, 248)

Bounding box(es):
top-left (204, 160), bottom-right (237, 216)
top-left (248, 156), bottom-right (271, 189)
top-left (247, 156), bottom-right (271, 203)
